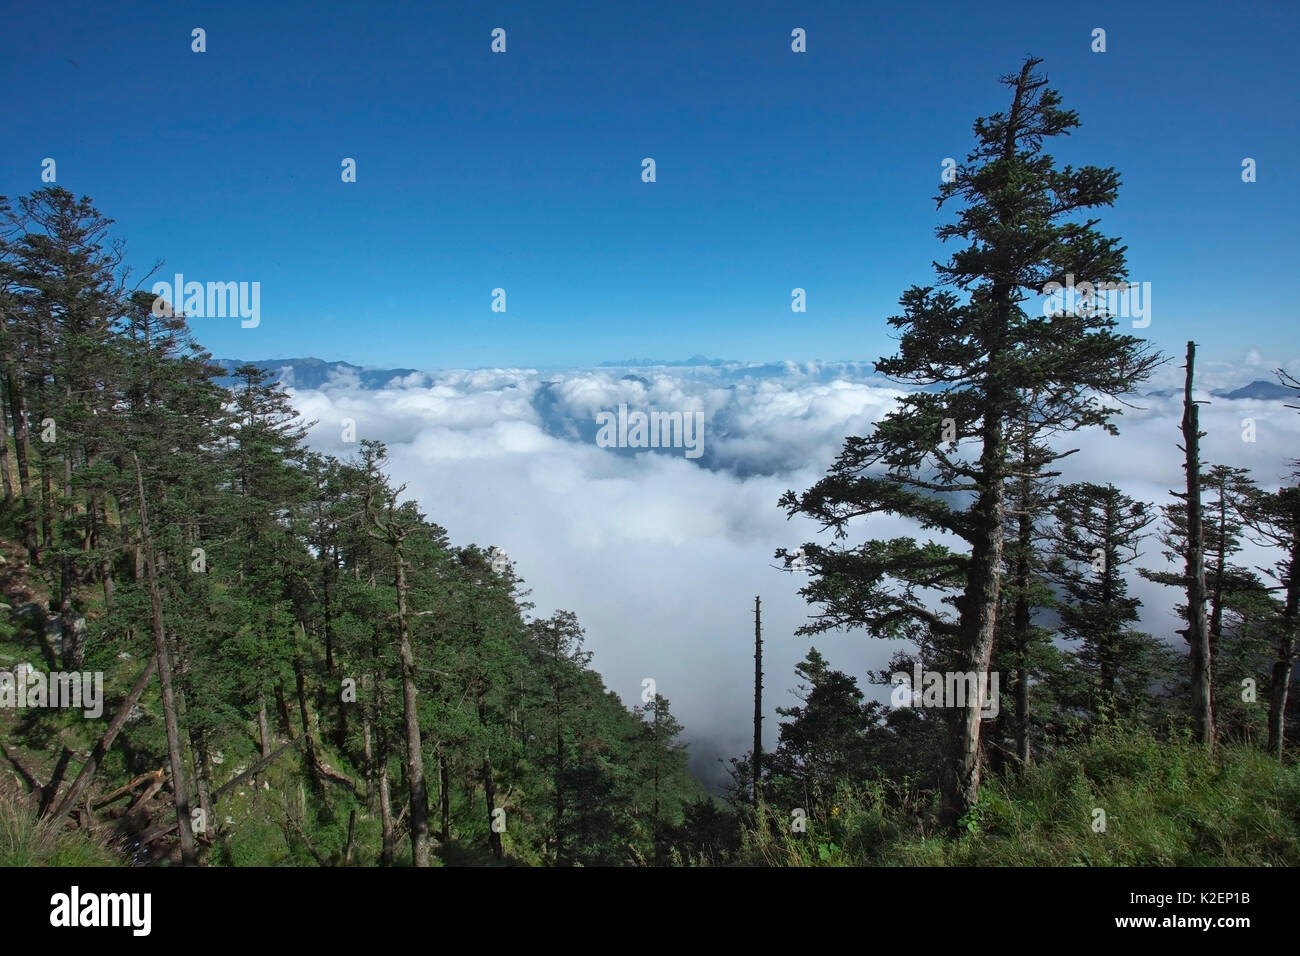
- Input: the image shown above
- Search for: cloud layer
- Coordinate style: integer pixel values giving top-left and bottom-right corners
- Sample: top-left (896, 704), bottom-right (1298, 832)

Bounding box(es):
top-left (280, 354), bottom-right (1300, 788)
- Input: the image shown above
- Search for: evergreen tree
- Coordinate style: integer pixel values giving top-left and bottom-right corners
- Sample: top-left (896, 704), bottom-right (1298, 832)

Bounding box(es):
top-left (780, 58), bottom-right (1160, 825)
top-left (1142, 465), bottom-right (1272, 736)
top-left (9, 188), bottom-right (125, 663)
top-left (1245, 486), bottom-right (1300, 758)
top-left (526, 609), bottom-right (592, 864)
top-left (356, 440), bottom-right (432, 866)
top-left (1044, 482), bottom-right (1169, 722)
top-left (766, 648), bottom-right (880, 814)
top-left (631, 693), bottom-right (690, 863)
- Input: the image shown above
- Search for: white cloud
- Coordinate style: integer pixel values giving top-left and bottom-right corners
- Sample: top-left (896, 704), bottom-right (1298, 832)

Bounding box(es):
top-left (282, 357), bottom-right (1300, 787)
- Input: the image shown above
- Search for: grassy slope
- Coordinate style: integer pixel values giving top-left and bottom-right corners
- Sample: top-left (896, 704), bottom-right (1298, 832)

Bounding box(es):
top-left (744, 728), bottom-right (1300, 866)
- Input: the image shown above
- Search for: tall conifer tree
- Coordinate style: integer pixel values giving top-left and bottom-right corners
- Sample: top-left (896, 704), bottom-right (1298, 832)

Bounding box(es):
top-left (780, 58), bottom-right (1160, 825)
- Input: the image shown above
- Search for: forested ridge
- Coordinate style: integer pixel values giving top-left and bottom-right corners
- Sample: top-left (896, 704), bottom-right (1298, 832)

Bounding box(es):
top-left (2, 58), bottom-right (1298, 868)
top-left (0, 192), bottom-right (703, 864)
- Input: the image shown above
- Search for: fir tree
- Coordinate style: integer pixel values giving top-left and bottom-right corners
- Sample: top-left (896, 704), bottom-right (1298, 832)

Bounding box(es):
top-left (780, 58), bottom-right (1161, 825)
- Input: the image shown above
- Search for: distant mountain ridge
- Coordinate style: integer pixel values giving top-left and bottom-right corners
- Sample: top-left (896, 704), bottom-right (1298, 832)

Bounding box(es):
top-left (1145, 380), bottom-right (1296, 401)
top-left (598, 355), bottom-right (730, 367)
top-left (213, 358), bottom-right (421, 390)
top-left (1212, 380), bottom-right (1297, 400)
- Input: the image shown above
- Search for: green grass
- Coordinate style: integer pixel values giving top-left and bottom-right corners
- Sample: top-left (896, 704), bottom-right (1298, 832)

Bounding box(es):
top-left (0, 790), bottom-right (120, 866)
top-left (743, 728), bottom-right (1300, 866)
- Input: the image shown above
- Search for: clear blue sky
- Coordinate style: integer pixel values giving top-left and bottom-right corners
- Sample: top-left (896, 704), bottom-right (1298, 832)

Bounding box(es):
top-left (2, 0), bottom-right (1295, 369)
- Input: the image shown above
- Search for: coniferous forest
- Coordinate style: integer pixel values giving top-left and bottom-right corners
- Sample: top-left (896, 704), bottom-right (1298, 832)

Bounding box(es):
top-left (2, 40), bottom-right (1298, 886)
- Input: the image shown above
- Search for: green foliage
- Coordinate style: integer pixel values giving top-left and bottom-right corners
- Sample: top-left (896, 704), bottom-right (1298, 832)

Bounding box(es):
top-left (0, 186), bottom-right (701, 866)
top-left (740, 728), bottom-right (1300, 866)
top-left (778, 57), bottom-right (1165, 826)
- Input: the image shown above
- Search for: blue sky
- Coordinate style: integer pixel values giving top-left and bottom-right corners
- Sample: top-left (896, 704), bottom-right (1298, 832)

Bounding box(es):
top-left (2, 0), bottom-right (1295, 369)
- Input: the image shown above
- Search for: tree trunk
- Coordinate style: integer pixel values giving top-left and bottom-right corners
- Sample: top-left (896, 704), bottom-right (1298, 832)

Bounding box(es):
top-left (363, 714), bottom-right (375, 810)
top-left (59, 561), bottom-right (82, 671)
top-left (0, 380), bottom-right (13, 504)
top-left (439, 753), bottom-right (451, 845)
top-left (132, 452), bottom-right (198, 865)
top-left (93, 492), bottom-right (113, 610)
top-left (652, 708), bottom-right (663, 864)
top-left (944, 410), bottom-right (1006, 829)
top-left (257, 702), bottom-right (272, 759)
top-left (1182, 342), bottom-right (1214, 746)
top-left (378, 732), bottom-right (395, 867)
top-left (6, 374), bottom-right (37, 558)
top-left (1267, 645), bottom-right (1295, 760)
top-left (324, 543), bottom-right (338, 672)
top-left (1010, 437), bottom-right (1036, 764)
top-left (1208, 474), bottom-right (1227, 679)
top-left (752, 595), bottom-right (763, 807)
top-left (478, 693), bottom-right (503, 859)
top-left (1099, 501), bottom-right (1117, 710)
top-left (1012, 564), bottom-right (1032, 762)
top-left (188, 725), bottom-right (214, 842)
top-left (344, 809), bottom-right (357, 865)
top-left (41, 460), bottom-right (55, 551)
top-left (59, 390), bottom-right (77, 666)
top-left (1267, 506), bottom-right (1299, 758)
top-left (274, 682), bottom-right (294, 740)
top-left (554, 689), bottom-right (566, 865)
top-left (394, 553), bottom-right (430, 867)
top-left (293, 626), bottom-right (324, 795)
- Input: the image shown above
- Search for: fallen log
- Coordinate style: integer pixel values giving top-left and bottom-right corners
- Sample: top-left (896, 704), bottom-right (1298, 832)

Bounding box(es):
top-left (132, 737), bottom-right (307, 847)
top-left (50, 654), bottom-right (159, 819)
top-left (94, 769), bottom-right (165, 809)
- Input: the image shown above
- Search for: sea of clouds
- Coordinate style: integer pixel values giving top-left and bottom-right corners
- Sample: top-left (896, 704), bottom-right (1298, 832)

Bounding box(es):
top-left (274, 350), bottom-right (1300, 788)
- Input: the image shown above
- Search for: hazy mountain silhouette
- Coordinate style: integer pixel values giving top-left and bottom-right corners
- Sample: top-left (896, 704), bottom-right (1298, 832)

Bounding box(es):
top-left (214, 357), bottom-right (422, 389)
